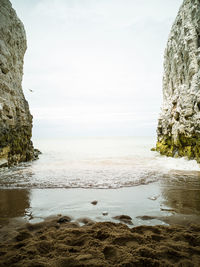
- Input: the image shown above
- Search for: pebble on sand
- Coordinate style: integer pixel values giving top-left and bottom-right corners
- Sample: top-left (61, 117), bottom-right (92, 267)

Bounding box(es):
top-left (113, 215), bottom-right (133, 225)
top-left (91, 200), bottom-right (98, 205)
top-left (57, 216), bottom-right (72, 224)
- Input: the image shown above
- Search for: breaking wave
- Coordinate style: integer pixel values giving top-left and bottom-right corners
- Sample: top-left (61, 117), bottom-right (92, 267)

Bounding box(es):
top-left (0, 137), bottom-right (199, 189)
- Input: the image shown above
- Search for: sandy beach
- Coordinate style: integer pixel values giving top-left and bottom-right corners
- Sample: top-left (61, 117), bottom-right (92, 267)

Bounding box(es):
top-left (0, 216), bottom-right (200, 267)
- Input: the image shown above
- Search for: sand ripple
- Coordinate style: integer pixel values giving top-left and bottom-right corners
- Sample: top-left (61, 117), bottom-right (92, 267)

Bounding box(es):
top-left (0, 218), bottom-right (200, 266)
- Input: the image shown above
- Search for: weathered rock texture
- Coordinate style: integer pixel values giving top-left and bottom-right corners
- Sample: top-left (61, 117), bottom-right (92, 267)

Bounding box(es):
top-left (156, 0), bottom-right (200, 162)
top-left (0, 0), bottom-right (35, 166)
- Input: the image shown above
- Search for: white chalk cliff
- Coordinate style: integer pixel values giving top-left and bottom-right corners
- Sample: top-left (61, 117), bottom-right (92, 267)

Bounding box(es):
top-left (156, 0), bottom-right (200, 162)
top-left (0, 0), bottom-right (37, 166)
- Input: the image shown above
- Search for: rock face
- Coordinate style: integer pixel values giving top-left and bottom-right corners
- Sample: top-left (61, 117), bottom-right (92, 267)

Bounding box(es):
top-left (156, 0), bottom-right (200, 162)
top-left (0, 0), bottom-right (35, 167)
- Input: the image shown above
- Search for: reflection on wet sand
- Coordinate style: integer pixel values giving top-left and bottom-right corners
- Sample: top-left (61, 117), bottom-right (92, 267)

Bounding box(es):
top-left (0, 189), bottom-right (30, 225)
top-left (160, 170), bottom-right (200, 215)
top-left (0, 171), bottom-right (200, 226)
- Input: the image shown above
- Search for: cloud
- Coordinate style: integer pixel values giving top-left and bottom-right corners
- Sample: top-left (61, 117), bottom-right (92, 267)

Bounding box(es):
top-left (10, 0), bottom-right (183, 138)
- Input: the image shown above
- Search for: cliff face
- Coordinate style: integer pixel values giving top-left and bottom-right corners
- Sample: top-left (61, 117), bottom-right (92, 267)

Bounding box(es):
top-left (0, 0), bottom-right (35, 167)
top-left (156, 0), bottom-right (200, 162)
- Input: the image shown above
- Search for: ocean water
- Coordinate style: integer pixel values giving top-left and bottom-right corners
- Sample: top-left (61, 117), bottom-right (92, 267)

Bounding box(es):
top-left (1, 136), bottom-right (200, 226)
top-left (0, 137), bottom-right (199, 189)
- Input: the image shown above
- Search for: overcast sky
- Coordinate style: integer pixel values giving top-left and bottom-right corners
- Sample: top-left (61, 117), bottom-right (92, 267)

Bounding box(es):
top-left (11, 0), bottom-right (183, 138)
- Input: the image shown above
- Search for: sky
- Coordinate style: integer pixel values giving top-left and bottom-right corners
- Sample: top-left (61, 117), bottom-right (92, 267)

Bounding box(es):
top-left (11, 0), bottom-right (183, 138)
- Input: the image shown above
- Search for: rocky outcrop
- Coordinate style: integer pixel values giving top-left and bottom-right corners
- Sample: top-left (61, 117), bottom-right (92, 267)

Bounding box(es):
top-left (0, 0), bottom-right (36, 167)
top-left (156, 0), bottom-right (200, 162)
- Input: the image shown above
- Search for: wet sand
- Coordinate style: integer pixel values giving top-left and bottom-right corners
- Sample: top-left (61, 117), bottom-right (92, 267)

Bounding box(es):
top-left (0, 216), bottom-right (200, 266)
top-left (1, 177), bottom-right (200, 226)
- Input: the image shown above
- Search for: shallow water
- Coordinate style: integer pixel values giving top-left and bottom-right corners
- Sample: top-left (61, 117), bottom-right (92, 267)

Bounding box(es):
top-left (0, 137), bottom-right (200, 226)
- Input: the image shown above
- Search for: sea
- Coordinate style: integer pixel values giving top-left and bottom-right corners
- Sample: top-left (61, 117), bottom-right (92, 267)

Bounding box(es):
top-left (0, 137), bottom-right (200, 226)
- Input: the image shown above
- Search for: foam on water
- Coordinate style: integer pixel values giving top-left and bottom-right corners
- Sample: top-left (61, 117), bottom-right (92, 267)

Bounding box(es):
top-left (153, 154), bottom-right (200, 171)
top-left (0, 137), bottom-right (199, 189)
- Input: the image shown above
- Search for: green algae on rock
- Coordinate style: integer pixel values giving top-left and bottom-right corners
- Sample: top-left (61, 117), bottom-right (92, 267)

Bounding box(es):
top-left (156, 0), bottom-right (200, 162)
top-left (156, 135), bottom-right (200, 163)
top-left (0, 0), bottom-right (38, 167)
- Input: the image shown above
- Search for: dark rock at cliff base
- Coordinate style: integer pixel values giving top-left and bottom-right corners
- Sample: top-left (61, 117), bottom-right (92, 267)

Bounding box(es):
top-left (0, 0), bottom-right (36, 167)
top-left (156, 0), bottom-right (200, 162)
top-left (33, 148), bottom-right (42, 160)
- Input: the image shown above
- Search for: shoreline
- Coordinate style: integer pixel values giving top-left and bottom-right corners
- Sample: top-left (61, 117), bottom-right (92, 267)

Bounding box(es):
top-left (1, 159), bottom-right (200, 266)
top-left (1, 182), bottom-right (200, 227)
top-left (0, 216), bottom-right (200, 266)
